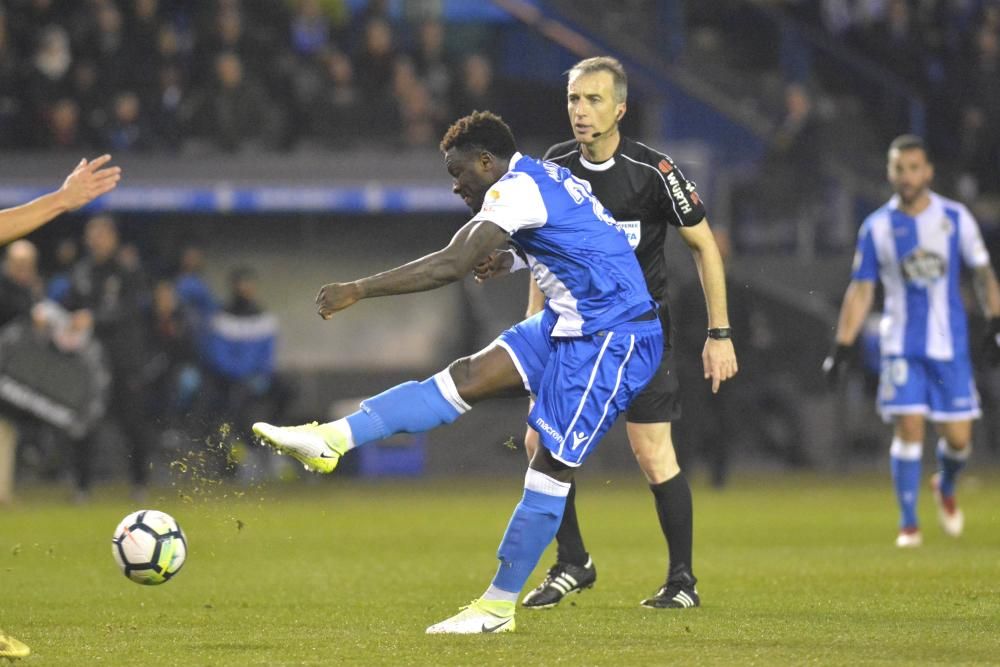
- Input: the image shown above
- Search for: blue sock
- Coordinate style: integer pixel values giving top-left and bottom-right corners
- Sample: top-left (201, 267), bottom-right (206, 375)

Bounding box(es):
top-left (936, 438), bottom-right (969, 498)
top-left (890, 438), bottom-right (922, 529)
top-left (345, 370), bottom-right (469, 447)
top-left (492, 469), bottom-right (570, 594)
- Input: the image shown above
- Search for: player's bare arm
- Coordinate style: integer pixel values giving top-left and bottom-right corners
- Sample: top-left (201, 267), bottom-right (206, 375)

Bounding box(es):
top-left (832, 279), bottom-right (876, 346)
top-left (677, 218), bottom-right (737, 393)
top-left (0, 155), bottom-right (121, 246)
top-left (316, 219), bottom-right (509, 319)
top-left (971, 264), bottom-right (1000, 320)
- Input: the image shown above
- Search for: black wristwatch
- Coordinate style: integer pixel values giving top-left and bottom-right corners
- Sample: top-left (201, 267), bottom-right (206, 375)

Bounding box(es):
top-left (707, 327), bottom-right (732, 340)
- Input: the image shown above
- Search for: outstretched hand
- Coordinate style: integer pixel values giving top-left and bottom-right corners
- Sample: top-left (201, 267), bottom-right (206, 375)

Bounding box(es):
top-left (59, 155), bottom-right (121, 211)
top-left (315, 282), bottom-right (362, 319)
top-left (473, 250), bottom-right (515, 283)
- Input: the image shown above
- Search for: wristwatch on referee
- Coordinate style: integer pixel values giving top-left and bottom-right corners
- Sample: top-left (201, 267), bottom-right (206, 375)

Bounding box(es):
top-left (707, 327), bottom-right (732, 340)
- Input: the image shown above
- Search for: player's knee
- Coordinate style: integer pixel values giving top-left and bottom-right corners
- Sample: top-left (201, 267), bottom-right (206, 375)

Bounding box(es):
top-left (445, 356), bottom-right (476, 401)
top-left (529, 446), bottom-right (573, 484)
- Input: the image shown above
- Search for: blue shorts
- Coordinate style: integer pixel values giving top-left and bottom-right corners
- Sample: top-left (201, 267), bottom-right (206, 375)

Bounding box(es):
top-left (497, 309), bottom-right (663, 467)
top-left (877, 355), bottom-right (981, 422)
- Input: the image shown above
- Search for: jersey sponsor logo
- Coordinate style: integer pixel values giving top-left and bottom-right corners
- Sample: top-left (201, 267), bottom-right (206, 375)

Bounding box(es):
top-left (900, 248), bottom-right (946, 286)
top-left (658, 159), bottom-right (673, 174)
top-left (617, 220), bottom-right (641, 249)
top-left (534, 417), bottom-right (564, 444)
top-left (666, 171), bottom-right (693, 215)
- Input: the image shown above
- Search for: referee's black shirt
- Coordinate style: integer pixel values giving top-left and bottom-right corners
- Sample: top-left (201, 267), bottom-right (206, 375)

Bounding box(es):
top-left (544, 136), bottom-right (706, 303)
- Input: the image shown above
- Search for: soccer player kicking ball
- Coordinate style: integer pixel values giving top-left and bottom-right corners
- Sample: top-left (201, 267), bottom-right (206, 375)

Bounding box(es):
top-left (254, 111), bottom-right (663, 634)
top-left (824, 135), bottom-right (1000, 547)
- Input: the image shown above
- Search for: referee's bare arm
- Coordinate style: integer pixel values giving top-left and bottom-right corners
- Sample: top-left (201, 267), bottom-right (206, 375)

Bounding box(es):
top-left (0, 155), bottom-right (121, 246)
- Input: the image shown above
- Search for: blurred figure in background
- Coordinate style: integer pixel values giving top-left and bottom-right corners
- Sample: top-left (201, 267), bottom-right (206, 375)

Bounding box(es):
top-left (62, 215), bottom-right (154, 499)
top-left (145, 279), bottom-right (201, 426)
top-left (199, 266), bottom-right (285, 474)
top-left (0, 241), bottom-right (43, 327)
top-left (824, 135), bottom-right (1000, 548)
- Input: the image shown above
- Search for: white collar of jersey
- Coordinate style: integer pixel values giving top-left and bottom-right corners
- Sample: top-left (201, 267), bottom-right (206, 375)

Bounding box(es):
top-left (578, 154), bottom-right (615, 171)
top-left (509, 152), bottom-right (523, 170)
top-left (887, 191), bottom-right (940, 216)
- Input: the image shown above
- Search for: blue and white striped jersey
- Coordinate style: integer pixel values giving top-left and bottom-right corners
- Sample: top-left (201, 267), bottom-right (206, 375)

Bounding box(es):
top-left (471, 152), bottom-right (655, 337)
top-left (853, 191), bottom-right (991, 360)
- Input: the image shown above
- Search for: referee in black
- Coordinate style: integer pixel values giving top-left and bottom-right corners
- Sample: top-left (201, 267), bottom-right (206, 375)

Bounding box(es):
top-left (520, 57), bottom-right (737, 609)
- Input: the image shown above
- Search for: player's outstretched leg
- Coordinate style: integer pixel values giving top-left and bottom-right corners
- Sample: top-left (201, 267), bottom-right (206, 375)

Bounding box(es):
top-left (890, 437), bottom-right (923, 547)
top-left (254, 370), bottom-right (468, 473)
top-left (932, 438), bottom-right (968, 537)
top-left (522, 479), bottom-right (597, 609)
top-left (0, 629), bottom-right (30, 660)
top-left (428, 468), bottom-right (570, 634)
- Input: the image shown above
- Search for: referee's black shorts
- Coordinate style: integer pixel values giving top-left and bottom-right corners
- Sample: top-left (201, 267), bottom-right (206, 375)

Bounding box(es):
top-left (625, 303), bottom-right (682, 424)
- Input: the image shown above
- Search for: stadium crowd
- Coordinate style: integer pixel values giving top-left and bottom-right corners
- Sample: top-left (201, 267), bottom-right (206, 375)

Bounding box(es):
top-left (789, 0), bottom-right (1000, 197)
top-left (0, 0), bottom-right (508, 152)
top-left (0, 218), bottom-right (288, 499)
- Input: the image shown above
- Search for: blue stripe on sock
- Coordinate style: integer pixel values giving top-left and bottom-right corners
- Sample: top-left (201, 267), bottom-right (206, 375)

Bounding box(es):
top-left (891, 455), bottom-right (922, 529)
top-left (345, 377), bottom-right (463, 447)
top-left (492, 488), bottom-right (567, 594)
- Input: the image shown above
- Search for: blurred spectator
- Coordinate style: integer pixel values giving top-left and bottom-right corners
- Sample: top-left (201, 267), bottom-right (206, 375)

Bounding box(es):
top-left (198, 266), bottom-right (288, 469)
top-left (26, 25), bottom-right (73, 113)
top-left (181, 51), bottom-right (283, 152)
top-left (174, 244), bottom-right (219, 328)
top-left (103, 90), bottom-right (151, 152)
top-left (45, 237), bottom-right (78, 303)
top-left (303, 48), bottom-right (364, 146)
top-left (957, 26), bottom-right (1000, 196)
top-left (413, 18), bottom-right (453, 108)
top-left (354, 17), bottom-right (397, 117)
top-left (393, 57), bottom-right (440, 148)
top-left (63, 215), bottom-right (154, 497)
top-left (0, 241), bottom-right (42, 328)
top-left (0, 9), bottom-right (25, 148)
top-left (290, 0), bottom-right (334, 57)
top-left (450, 53), bottom-right (499, 117)
top-left (41, 98), bottom-right (86, 149)
top-left (145, 279), bottom-right (201, 421)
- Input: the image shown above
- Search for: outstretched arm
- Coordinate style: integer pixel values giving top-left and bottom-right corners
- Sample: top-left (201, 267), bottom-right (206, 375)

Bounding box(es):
top-left (678, 218), bottom-right (738, 393)
top-left (316, 219), bottom-right (509, 319)
top-left (0, 155), bottom-right (121, 246)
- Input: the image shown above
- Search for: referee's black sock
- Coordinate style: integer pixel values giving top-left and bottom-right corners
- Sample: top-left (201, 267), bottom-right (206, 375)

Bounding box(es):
top-left (650, 472), bottom-right (694, 579)
top-left (554, 480), bottom-right (590, 567)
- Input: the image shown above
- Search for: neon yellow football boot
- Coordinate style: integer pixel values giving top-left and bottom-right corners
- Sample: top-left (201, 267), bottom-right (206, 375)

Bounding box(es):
top-left (0, 629), bottom-right (30, 660)
top-left (252, 421), bottom-right (349, 474)
top-left (426, 599), bottom-right (516, 634)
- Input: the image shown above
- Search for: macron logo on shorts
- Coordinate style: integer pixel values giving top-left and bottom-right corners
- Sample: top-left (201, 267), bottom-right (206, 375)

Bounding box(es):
top-left (534, 417), bottom-right (564, 444)
top-left (571, 432), bottom-right (587, 449)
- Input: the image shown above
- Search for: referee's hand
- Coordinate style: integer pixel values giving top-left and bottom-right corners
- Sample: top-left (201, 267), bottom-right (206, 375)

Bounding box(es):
top-left (703, 338), bottom-right (737, 393)
top-left (821, 343), bottom-right (852, 387)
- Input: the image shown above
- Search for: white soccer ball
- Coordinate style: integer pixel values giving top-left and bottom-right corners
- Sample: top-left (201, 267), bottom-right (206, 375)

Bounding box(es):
top-left (111, 509), bottom-right (187, 585)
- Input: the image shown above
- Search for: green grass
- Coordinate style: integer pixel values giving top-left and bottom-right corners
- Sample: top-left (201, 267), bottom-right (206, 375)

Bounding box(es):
top-left (2, 472), bottom-right (1000, 666)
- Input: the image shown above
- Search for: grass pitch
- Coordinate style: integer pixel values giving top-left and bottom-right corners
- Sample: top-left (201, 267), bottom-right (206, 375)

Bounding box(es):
top-left (2, 472), bottom-right (999, 666)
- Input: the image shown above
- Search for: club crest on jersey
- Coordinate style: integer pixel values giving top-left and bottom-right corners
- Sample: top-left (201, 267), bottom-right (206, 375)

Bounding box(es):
top-left (617, 220), bottom-right (641, 249)
top-left (900, 248), bottom-right (946, 286)
top-left (488, 189), bottom-right (501, 201)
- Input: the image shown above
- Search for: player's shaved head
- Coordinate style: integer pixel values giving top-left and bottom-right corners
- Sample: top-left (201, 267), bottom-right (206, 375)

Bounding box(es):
top-left (568, 56), bottom-right (627, 103)
top-left (440, 110), bottom-right (517, 160)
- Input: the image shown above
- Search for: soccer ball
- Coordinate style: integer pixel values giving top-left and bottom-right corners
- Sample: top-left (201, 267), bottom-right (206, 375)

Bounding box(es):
top-left (111, 510), bottom-right (187, 585)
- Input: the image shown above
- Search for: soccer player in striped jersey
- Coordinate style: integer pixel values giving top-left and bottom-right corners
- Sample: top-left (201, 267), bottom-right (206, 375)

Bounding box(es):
top-left (824, 135), bottom-right (1000, 547)
top-left (255, 111), bottom-right (664, 633)
top-left (517, 56), bottom-right (737, 610)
